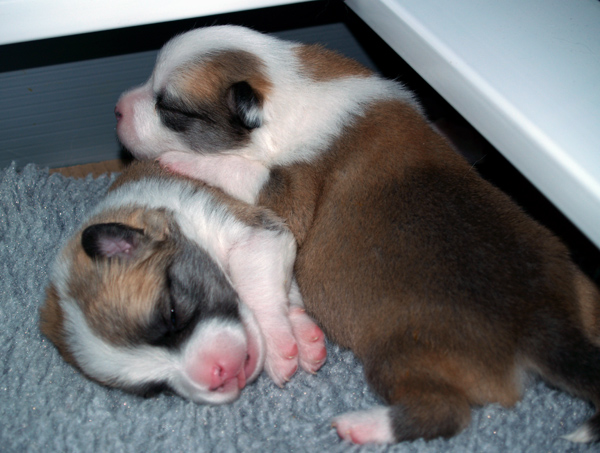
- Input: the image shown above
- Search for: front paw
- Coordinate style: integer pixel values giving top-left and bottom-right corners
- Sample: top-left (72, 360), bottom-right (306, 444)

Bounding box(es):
top-left (262, 331), bottom-right (300, 387)
top-left (289, 307), bottom-right (327, 373)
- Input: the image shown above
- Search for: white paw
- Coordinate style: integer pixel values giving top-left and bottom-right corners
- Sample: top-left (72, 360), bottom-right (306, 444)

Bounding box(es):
top-left (333, 407), bottom-right (395, 444)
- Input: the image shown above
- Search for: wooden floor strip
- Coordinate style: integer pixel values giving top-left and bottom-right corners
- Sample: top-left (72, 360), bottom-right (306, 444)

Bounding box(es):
top-left (50, 159), bottom-right (127, 178)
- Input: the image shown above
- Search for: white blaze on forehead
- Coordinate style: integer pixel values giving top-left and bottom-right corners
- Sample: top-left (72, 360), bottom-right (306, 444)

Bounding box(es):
top-left (152, 25), bottom-right (292, 91)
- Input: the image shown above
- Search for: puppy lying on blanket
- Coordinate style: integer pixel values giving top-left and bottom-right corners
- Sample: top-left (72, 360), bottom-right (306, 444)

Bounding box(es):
top-left (115, 26), bottom-right (600, 444)
top-left (41, 161), bottom-right (326, 404)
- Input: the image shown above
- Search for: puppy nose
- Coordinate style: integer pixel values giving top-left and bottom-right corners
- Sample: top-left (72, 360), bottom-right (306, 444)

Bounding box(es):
top-left (208, 357), bottom-right (247, 391)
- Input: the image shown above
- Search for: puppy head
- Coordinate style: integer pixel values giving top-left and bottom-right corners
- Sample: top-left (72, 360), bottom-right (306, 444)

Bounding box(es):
top-left (41, 206), bottom-right (264, 404)
top-left (115, 26), bottom-right (277, 160)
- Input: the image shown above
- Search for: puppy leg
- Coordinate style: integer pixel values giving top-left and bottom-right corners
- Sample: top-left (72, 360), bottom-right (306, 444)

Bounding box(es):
top-left (288, 279), bottom-right (327, 374)
top-left (227, 228), bottom-right (301, 387)
top-left (524, 322), bottom-right (600, 442)
top-left (334, 373), bottom-right (471, 444)
top-left (333, 344), bottom-right (476, 444)
top-left (158, 151), bottom-right (269, 204)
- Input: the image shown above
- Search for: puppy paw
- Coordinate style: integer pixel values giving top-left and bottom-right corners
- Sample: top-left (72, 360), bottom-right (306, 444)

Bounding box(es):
top-left (263, 333), bottom-right (299, 387)
top-left (289, 307), bottom-right (326, 373)
top-left (333, 407), bottom-right (395, 444)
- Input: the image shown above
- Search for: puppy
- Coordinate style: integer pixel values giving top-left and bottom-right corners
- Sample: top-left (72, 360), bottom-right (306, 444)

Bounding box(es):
top-left (115, 26), bottom-right (600, 443)
top-left (41, 161), bottom-right (326, 404)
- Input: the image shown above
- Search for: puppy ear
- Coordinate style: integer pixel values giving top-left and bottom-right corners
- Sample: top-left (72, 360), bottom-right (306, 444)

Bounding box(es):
top-left (81, 223), bottom-right (145, 260)
top-left (227, 81), bottom-right (263, 130)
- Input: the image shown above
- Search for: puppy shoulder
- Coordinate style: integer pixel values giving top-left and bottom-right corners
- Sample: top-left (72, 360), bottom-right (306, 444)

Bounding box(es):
top-left (294, 44), bottom-right (374, 81)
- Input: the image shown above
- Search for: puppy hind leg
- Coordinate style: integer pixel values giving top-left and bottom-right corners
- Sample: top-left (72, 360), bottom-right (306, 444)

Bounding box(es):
top-left (387, 377), bottom-right (471, 442)
top-left (526, 325), bottom-right (600, 442)
top-left (334, 371), bottom-right (471, 443)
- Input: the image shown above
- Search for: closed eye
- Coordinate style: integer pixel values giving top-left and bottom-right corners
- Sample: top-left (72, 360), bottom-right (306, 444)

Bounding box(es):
top-left (166, 295), bottom-right (184, 333)
top-left (155, 94), bottom-right (213, 122)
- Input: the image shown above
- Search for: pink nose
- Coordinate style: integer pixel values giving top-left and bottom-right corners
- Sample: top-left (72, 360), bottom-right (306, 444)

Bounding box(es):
top-left (208, 355), bottom-right (248, 391)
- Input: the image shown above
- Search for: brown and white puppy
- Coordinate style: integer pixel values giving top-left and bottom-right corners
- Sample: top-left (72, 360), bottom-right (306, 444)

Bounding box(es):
top-left (115, 26), bottom-right (600, 443)
top-left (41, 161), bottom-right (326, 404)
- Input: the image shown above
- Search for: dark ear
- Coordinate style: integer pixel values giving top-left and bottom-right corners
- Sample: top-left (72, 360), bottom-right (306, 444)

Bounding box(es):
top-left (227, 81), bottom-right (263, 130)
top-left (81, 223), bottom-right (144, 260)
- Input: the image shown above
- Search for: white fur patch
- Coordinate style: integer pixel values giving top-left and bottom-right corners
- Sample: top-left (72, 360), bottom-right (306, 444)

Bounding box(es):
top-left (333, 406), bottom-right (395, 444)
top-left (563, 424), bottom-right (594, 443)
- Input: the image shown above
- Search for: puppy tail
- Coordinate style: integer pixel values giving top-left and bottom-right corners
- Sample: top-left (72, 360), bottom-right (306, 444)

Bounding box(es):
top-left (564, 412), bottom-right (600, 443)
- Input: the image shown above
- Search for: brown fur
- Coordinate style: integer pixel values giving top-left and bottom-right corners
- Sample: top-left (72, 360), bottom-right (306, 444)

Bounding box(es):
top-left (575, 271), bottom-right (600, 341)
top-left (111, 26), bottom-right (600, 439)
top-left (295, 44), bottom-right (373, 81)
top-left (259, 98), bottom-right (600, 440)
top-left (176, 50), bottom-right (272, 107)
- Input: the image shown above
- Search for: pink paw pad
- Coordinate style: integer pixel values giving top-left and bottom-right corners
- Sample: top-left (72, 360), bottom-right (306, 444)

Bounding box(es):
top-left (289, 307), bottom-right (327, 373)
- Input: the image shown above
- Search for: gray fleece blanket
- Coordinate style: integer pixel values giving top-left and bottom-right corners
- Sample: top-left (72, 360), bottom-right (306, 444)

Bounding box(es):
top-left (0, 162), bottom-right (596, 452)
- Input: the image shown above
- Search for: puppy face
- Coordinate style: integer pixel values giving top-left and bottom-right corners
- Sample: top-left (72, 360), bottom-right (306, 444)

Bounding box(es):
top-left (41, 205), bottom-right (264, 404)
top-left (116, 25), bottom-right (405, 169)
top-left (115, 26), bottom-right (276, 160)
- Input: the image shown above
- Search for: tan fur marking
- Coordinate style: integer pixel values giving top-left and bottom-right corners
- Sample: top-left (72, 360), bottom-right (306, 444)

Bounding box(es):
top-left (64, 205), bottom-right (177, 345)
top-left (175, 50), bottom-right (272, 106)
top-left (294, 44), bottom-right (373, 81)
top-left (420, 354), bottom-right (522, 407)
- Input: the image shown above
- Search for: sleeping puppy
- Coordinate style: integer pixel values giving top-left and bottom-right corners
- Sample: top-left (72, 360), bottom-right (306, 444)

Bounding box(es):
top-left (115, 26), bottom-right (600, 443)
top-left (40, 161), bottom-right (326, 404)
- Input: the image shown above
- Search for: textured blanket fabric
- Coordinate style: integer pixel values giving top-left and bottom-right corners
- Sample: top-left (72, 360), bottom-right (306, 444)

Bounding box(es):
top-left (0, 162), bottom-right (596, 452)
